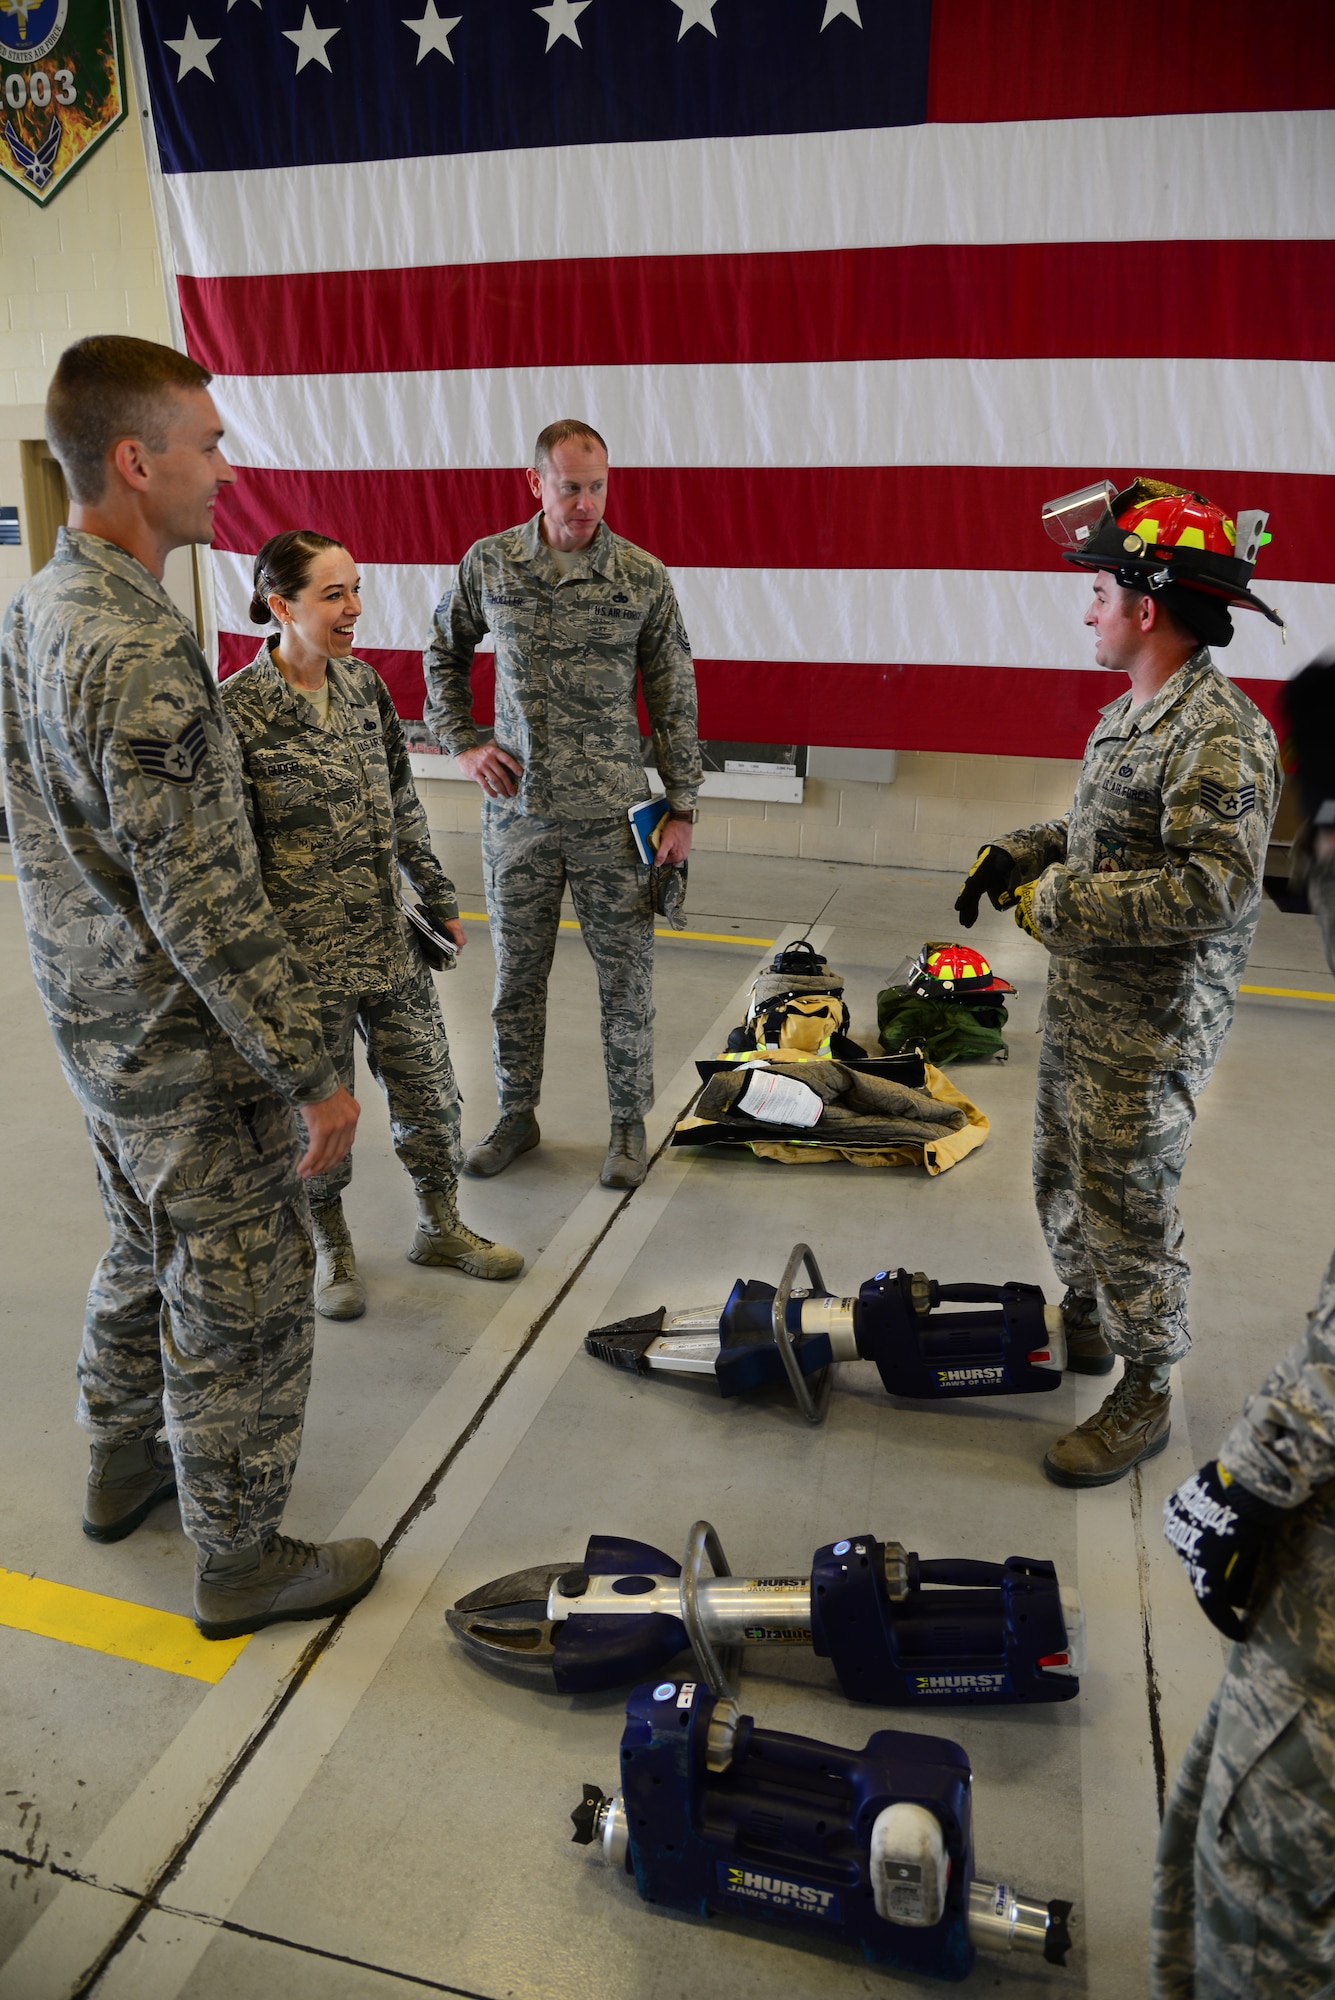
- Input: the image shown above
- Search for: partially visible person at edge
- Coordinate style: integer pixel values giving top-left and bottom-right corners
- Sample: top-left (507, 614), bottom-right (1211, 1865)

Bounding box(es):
top-left (423, 420), bottom-right (702, 1191)
top-left (220, 530), bottom-right (522, 1321)
top-left (1153, 654), bottom-right (1335, 1999)
top-left (954, 477), bottom-right (1283, 1487)
top-left (0, 335), bottom-right (379, 1640)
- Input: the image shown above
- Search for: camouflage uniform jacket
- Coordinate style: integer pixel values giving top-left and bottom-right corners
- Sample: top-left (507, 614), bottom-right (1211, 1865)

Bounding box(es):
top-left (221, 642), bottom-right (458, 999)
top-left (0, 529), bottom-right (336, 1123)
top-left (1220, 1250), bottom-right (1335, 1702)
top-left (999, 650), bottom-right (1281, 1068)
top-left (423, 513), bottom-right (702, 821)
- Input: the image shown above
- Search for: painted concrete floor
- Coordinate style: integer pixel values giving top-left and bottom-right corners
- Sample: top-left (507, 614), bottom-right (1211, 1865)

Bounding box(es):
top-left (2, 834), bottom-right (1333, 2000)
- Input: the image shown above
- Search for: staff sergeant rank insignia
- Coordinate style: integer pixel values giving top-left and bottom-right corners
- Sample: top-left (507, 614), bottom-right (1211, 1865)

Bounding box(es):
top-left (1200, 778), bottom-right (1256, 821)
top-left (129, 717), bottom-right (209, 786)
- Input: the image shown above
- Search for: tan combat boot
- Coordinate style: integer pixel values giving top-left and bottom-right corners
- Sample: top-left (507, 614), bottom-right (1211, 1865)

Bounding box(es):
top-left (407, 1186), bottom-right (524, 1280)
top-left (194, 1532), bottom-right (382, 1640)
top-left (601, 1118), bottom-right (647, 1190)
top-left (83, 1432), bottom-right (177, 1542)
top-left (463, 1109), bottom-right (539, 1177)
top-left (1061, 1286), bottom-right (1115, 1376)
top-left (1043, 1359), bottom-right (1171, 1488)
top-left (311, 1199), bottom-right (367, 1320)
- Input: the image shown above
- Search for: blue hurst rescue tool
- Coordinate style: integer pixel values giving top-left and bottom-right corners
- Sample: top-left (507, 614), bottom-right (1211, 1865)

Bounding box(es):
top-left (571, 1679), bottom-right (1074, 1983)
top-left (584, 1242), bottom-right (1066, 1422)
top-left (447, 1519), bottom-right (1083, 1707)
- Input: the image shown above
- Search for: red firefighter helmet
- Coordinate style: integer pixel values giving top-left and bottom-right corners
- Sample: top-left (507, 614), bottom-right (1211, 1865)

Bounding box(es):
top-left (908, 942), bottom-right (1016, 1002)
top-left (1041, 477), bottom-right (1283, 629)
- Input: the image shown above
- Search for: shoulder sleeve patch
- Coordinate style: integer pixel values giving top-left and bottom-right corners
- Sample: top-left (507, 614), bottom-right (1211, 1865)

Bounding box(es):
top-left (129, 717), bottom-right (209, 787)
top-left (1199, 778), bottom-right (1256, 821)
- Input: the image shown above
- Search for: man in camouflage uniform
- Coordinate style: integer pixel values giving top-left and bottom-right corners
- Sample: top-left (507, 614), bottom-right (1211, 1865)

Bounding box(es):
top-left (0, 335), bottom-right (379, 1639)
top-left (1153, 669), bottom-right (1335, 1995)
top-left (424, 420), bottom-right (702, 1190)
top-left (956, 479), bottom-right (1284, 1486)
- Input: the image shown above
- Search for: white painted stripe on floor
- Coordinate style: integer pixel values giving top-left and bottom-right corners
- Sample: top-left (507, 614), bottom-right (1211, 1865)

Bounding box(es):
top-left (0, 927), bottom-right (825, 2000)
top-left (1074, 1371), bottom-right (1225, 1999)
top-left (163, 113), bottom-right (1335, 277)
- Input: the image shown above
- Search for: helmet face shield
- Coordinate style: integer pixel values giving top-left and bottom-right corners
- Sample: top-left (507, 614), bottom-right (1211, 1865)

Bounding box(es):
top-left (1041, 481), bottom-right (1116, 551)
top-left (1039, 473), bottom-right (1284, 631)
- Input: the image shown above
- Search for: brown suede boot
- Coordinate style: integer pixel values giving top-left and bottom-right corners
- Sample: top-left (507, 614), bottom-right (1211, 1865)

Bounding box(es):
top-left (1043, 1359), bottom-right (1171, 1488)
top-left (1061, 1287), bottom-right (1115, 1377)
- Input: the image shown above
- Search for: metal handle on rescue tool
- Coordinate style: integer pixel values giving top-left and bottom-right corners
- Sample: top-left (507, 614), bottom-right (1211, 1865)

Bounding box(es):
top-left (771, 1242), bottom-right (833, 1425)
top-left (680, 1520), bottom-right (744, 1698)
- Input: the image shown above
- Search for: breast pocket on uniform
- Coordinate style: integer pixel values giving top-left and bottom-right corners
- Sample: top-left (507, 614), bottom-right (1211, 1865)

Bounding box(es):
top-left (482, 591), bottom-right (533, 652)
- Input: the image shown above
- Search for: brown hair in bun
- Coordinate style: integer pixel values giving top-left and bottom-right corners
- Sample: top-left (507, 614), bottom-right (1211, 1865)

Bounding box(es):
top-left (250, 529), bottom-right (343, 624)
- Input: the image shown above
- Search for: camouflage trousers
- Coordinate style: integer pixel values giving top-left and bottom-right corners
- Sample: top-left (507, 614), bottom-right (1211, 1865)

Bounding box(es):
top-left (1151, 1674), bottom-right (1335, 1997)
top-left (306, 950), bottom-right (463, 1209)
top-left (1033, 1013), bottom-right (1200, 1364)
top-left (79, 1092), bottom-right (315, 1557)
top-left (481, 797), bottom-right (656, 1119)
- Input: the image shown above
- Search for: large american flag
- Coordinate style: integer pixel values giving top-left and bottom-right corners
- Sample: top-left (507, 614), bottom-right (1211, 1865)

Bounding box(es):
top-left (129, 0), bottom-right (1334, 758)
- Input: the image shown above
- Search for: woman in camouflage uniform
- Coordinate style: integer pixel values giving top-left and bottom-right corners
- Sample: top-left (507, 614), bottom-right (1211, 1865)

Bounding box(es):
top-left (222, 531), bottom-right (522, 1318)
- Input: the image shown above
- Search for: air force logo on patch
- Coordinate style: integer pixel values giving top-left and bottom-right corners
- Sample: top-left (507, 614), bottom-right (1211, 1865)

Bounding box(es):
top-left (130, 717), bottom-right (208, 787)
top-left (1200, 778), bottom-right (1256, 821)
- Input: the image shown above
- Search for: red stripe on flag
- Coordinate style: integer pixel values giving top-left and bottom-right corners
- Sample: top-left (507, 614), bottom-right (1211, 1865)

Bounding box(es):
top-left (927, 0), bottom-right (1335, 120)
top-left (212, 465), bottom-right (1335, 584)
top-left (180, 240), bottom-right (1333, 379)
top-left (214, 634), bottom-right (1285, 761)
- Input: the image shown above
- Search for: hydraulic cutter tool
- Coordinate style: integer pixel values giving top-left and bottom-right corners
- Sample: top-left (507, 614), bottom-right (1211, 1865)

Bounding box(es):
top-left (585, 1242), bottom-right (1066, 1422)
top-left (448, 1519), bottom-right (1084, 1706)
top-left (572, 1678), bottom-right (1075, 1983)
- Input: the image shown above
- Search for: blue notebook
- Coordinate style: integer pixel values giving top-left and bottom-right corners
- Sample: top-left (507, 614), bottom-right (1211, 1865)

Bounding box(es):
top-left (628, 794), bottom-right (671, 865)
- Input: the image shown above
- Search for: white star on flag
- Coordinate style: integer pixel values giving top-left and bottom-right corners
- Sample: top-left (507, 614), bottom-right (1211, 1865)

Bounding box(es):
top-left (672, 0), bottom-right (718, 36)
top-left (403, 2), bottom-right (461, 63)
top-left (164, 18), bottom-right (221, 81)
top-left (283, 7), bottom-right (341, 72)
top-left (225, 0), bottom-right (262, 12)
top-left (820, 0), bottom-right (862, 25)
top-left (534, 0), bottom-right (590, 51)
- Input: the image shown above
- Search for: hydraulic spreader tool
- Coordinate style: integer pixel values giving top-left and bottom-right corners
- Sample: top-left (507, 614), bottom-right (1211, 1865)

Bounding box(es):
top-left (584, 1242), bottom-right (1067, 1422)
top-left (572, 1679), bottom-right (1075, 1983)
top-left (448, 1519), bottom-right (1085, 1707)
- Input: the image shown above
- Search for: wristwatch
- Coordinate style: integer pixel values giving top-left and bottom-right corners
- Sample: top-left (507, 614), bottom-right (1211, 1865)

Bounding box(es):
top-left (667, 807), bottom-right (700, 823)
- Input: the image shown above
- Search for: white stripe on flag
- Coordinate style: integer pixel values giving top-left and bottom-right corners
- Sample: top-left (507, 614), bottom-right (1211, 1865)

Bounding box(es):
top-left (164, 111), bottom-right (1335, 277)
top-left (210, 552), bottom-right (1324, 682)
top-left (211, 356), bottom-right (1335, 478)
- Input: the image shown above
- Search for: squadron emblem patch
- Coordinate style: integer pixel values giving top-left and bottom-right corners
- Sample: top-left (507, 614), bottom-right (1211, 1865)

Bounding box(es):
top-left (129, 717), bottom-right (208, 787)
top-left (1094, 830), bottom-right (1129, 873)
top-left (1200, 779), bottom-right (1256, 821)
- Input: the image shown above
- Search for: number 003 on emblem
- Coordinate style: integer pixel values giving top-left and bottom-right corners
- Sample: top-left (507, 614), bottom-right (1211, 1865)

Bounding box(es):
top-left (0, 1), bottom-right (127, 207)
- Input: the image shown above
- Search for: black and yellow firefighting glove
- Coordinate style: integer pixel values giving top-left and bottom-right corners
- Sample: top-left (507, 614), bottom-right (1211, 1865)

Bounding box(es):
top-left (953, 845), bottom-right (1017, 928)
top-left (1012, 879), bottom-right (1041, 941)
top-left (1162, 1460), bottom-right (1285, 1641)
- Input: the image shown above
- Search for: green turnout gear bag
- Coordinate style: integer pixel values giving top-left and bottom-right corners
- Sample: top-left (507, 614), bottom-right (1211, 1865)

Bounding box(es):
top-left (876, 987), bottom-right (1009, 1064)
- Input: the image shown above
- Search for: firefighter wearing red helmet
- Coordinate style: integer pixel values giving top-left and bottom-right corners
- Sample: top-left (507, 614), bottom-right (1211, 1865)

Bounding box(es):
top-left (954, 475), bottom-right (1283, 1490)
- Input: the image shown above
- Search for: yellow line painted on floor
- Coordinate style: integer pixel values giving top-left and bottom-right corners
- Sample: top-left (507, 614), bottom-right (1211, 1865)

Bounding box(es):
top-left (1240, 983), bottom-right (1335, 1003)
top-left (0, 1566), bottom-right (248, 1683)
top-left (458, 910), bottom-right (775, 947)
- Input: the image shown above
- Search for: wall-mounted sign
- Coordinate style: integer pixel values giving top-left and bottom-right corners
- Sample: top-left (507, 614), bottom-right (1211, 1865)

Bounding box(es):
top-left (0, 1), bottom-right (126, 207)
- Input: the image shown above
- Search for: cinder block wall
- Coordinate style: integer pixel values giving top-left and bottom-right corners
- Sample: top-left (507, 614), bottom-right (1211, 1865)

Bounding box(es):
top-left (0, 61), bottom-right (172, 607)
